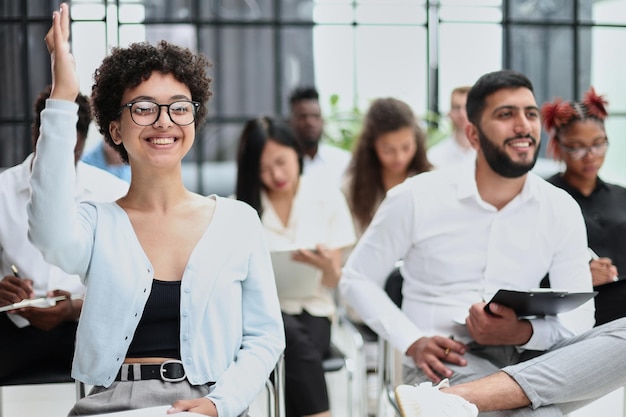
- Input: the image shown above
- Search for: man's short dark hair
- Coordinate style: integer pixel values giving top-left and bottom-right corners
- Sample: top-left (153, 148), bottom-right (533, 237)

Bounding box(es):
top-left (289, 86), bottom-right (319, 108)
top-left (466, 70), bottom-right (534, 125)
top-left (31, 85), bottom-right (92, 150)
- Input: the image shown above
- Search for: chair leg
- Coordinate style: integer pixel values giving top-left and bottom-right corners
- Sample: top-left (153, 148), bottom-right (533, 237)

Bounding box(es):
top-left (336, 314), bottom-right (368, 417)
top-left (346, 359), bottom-right (354, 417)
top-left (265, 379), bottom-right (276, 417)
top-left (262, 354), bottom-right (285, 417)
top-left (75, 380), bottom-right (86, 400)
top-left (0, 386), bottom-right (4, 417)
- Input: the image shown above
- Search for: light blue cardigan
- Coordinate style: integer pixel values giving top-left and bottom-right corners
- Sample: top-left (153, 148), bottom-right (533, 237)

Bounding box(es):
top-left (28, 99), bottom-right (285, 417)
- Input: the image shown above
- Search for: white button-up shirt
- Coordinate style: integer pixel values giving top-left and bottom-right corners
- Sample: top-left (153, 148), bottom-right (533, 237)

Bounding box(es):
top-left (303, 143), bottom-right (352, 189)
top-left (340, 162), bottom-right (595, 357)
top-left (0, 153), bottom-right (128, 327)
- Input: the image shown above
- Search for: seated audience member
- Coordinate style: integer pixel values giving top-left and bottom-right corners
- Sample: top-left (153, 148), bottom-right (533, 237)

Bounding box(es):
top-left (427, 86), bottom-right (476, 169)
top-left (236, 116), bottom-right (356, 417)
top-left (288, 86), bottom-right (351, 187)
top-left (343, 97), bottom-right (432, 237)
top-left (340, 69), bottom-right (626, 416)
top-left (0, 85), bottom-right (128, 380)
top-left (542, 87), bottom-right (626, 325)
top-left (82, 138), bottom-right (132, 182)
top-left (28, 5), bottom-right (284, 415)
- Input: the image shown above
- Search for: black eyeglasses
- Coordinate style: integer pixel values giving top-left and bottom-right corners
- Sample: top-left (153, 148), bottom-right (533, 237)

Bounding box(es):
top-left (118, 100), bottom-right (200, 126)
top-left (559, 140), bottom-right (609, 160)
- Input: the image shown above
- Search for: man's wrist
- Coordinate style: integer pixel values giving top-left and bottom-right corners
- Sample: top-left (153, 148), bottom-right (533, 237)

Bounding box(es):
top-left (516, 320), bottom-right (533, 345)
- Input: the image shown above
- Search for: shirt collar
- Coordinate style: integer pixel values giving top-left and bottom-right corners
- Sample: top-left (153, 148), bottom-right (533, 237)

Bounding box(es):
top-left (551, 174), bottom-right (609, 198)
top-left (456, 160), bottom-right (539, 206)
top-left (260, 178), bottom-right (303, 232)
top-left (305, 144), bottom-right (326, 164)
top-left (15, 153), bottom-right (35, 193)
top-left (594, 176), bottom-right (610, 192)
top-left (456, 160), bottom-right (479, 200)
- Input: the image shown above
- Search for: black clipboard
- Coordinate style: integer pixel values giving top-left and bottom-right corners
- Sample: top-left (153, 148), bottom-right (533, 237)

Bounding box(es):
top-left (485, 289), bottom-right (597, 318)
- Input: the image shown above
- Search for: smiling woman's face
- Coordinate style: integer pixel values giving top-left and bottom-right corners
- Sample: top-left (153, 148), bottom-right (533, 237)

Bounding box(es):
top-left (109, 71), bottom-right (195, 169)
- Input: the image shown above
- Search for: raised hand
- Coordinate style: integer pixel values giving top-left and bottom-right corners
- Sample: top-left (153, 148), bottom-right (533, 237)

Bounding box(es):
top-left (44, 3), bottom-right (79, 102)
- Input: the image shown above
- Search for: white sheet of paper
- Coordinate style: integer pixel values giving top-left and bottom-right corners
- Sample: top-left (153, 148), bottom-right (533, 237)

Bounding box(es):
top-left (270, 249), bottom-right (320, 299)
top-left (0, 295), bottom-right (67, 312)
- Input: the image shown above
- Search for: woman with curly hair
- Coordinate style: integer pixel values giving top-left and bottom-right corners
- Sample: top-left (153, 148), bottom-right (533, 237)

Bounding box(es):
top-left (28, 4), bottom-right (284, 416)
top-left (344, 97), bottom-right (432, 236)
top-left (542, 87), bottom-right (626, 325)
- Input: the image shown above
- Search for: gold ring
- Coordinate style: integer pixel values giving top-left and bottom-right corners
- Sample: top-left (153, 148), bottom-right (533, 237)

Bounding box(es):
top-left (444, 348), bottom-right (450, 356)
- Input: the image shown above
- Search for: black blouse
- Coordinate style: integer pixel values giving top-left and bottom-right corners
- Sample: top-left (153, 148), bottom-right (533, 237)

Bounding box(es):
top-left (547, 173), bottom-right (626, 325)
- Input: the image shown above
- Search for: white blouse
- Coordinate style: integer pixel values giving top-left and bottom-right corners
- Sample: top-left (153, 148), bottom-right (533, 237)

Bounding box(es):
top-left (261, 175), bottom-right (356, 317)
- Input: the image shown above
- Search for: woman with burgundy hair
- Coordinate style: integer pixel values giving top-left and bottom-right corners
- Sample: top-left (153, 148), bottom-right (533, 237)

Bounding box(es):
top-left (542, 87), bottom-right (626, 325)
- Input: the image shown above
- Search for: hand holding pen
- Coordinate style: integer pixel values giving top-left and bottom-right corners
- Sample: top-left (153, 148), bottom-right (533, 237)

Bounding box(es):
top-left (0, 264), bottom-right (35, 307)
top-left (587, 248), bottom-right (619, 286)
top-left (10, 264), bottom-right (20, 278)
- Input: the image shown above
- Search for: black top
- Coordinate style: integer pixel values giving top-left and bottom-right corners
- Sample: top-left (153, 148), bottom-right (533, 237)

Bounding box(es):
top-left (126, 279), bottom-right (181, 359)
top-left (547, 173), bottom-right (626, 325)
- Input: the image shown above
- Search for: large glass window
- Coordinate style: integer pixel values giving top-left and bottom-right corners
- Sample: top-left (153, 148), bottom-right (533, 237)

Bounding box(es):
top-left (1, 0), bottom-right (625, 191)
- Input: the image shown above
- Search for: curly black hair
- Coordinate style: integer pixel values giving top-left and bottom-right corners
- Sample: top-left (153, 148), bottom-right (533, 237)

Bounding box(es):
top-left (288, 86), bottom-right (319, 108)
top-left (91, 40), bottom-right (213, 162)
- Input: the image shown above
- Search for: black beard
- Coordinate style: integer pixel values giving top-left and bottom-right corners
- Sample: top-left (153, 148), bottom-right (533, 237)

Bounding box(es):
top-left (478, 127), bottom-right (539, 178)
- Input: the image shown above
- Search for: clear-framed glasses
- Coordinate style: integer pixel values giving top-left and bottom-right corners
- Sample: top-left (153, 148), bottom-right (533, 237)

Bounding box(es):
top-left (118, 100), bottom-right (200, 126)
top-left (559, 140), bottom-right (609, 160)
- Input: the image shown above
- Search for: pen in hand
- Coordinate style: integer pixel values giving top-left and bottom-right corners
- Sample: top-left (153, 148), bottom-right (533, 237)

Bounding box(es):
top-left (9, 264), bottom-right (35, 300)
top-left (11, 264), bottom-right (20, 278)
top-left (587, 248), bottom-right (619, 282)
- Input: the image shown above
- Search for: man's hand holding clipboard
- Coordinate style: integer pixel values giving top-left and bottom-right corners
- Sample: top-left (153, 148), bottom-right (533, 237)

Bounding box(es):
top-left (484, 289), bottom-right (598, 319)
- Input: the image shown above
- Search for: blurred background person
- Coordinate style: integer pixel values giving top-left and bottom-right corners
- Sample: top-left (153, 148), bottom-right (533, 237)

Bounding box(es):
top-left (341, 98), bottom-right (432, 408)
top-left (344, 97), bottom-right (432, 237)
top-left (236, 116), bottom-right (355, 417)
top-left (0, 85), bottom-right (128, 380)
top-left (542, 86), bottom-right (626, 326)
top-left (427, 86), bottom-right (475, 169)
top-left (289, 86), bottom-right (351, 188)
top-left (82, 138), bottom-right (131, 183)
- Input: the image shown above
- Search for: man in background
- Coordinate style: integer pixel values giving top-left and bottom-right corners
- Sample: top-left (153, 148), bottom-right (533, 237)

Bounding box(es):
top-left (82, 138), bottom-right (131, 183)
top-left (288, 86), bottom-right (351, 187)
top-left (0, 85), bottom-right (128, 379)
top-left (427, 86), bottom-right (476, 169)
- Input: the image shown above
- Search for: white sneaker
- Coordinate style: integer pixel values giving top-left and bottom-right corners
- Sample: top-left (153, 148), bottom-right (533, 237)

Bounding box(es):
top-left (394, 379), bottom-right (479, 417)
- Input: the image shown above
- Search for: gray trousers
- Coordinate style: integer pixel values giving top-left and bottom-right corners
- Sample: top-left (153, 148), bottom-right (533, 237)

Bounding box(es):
top-left (403, 317), bottom-right (626, 416)
top-left (68, 379), bottom-right (217, 416)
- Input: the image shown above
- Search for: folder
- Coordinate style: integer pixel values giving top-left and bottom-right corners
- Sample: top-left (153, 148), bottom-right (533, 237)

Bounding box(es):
top-left (270, 249), bottom-right (320, 299)
top-left (485, 289), bottom-right (597, 318)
